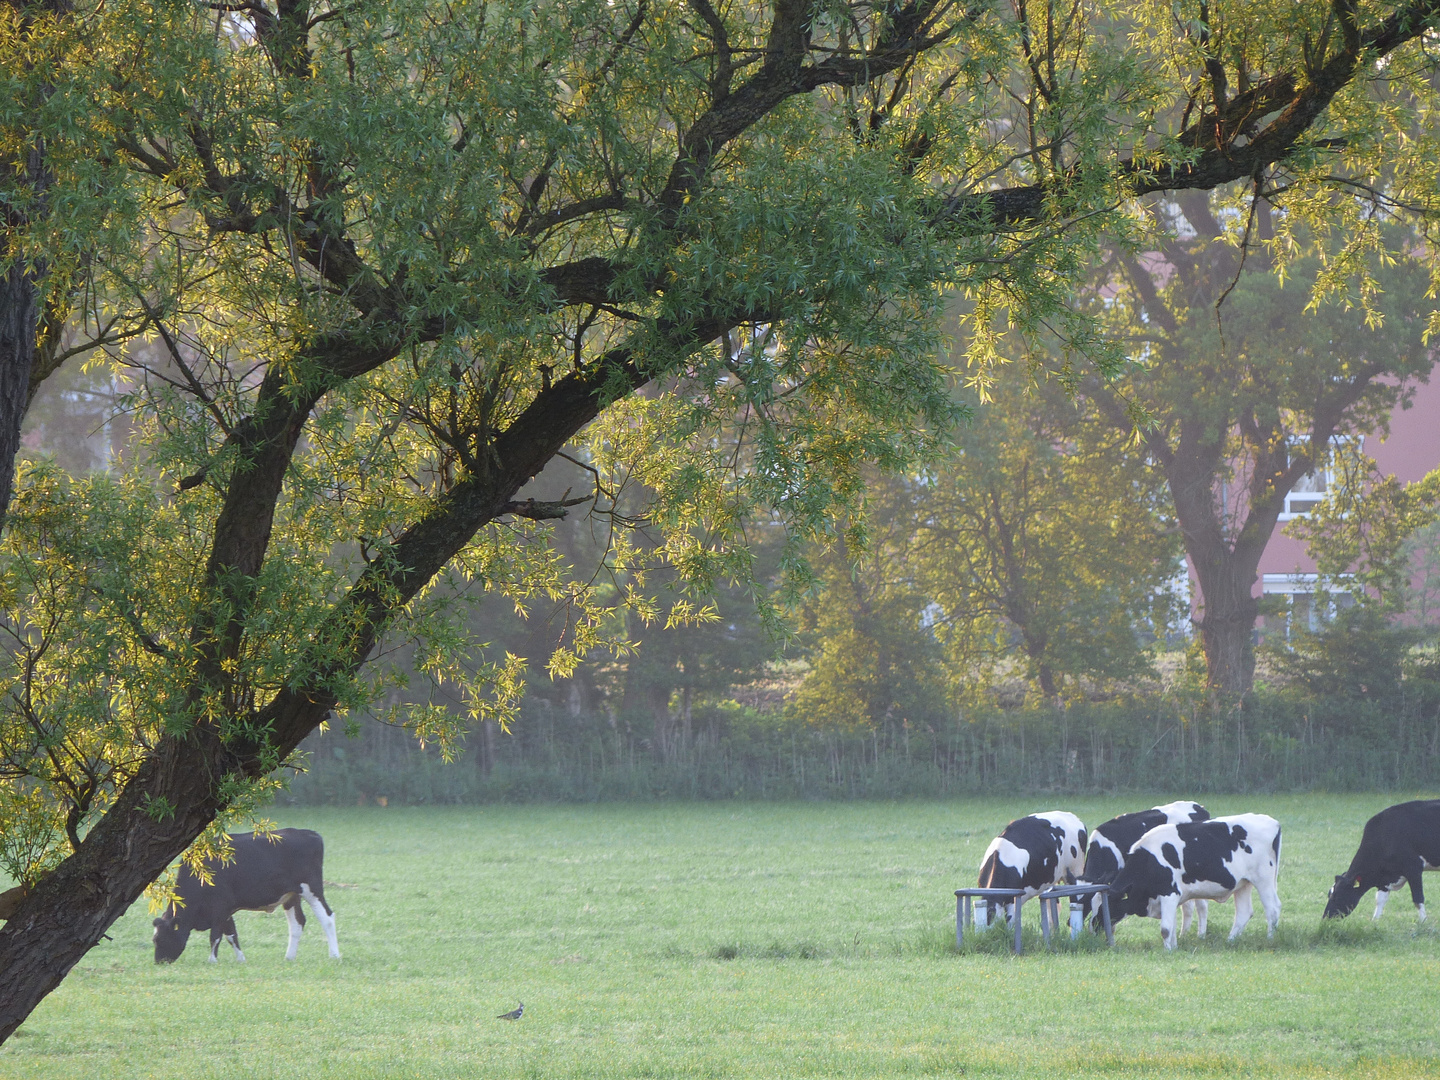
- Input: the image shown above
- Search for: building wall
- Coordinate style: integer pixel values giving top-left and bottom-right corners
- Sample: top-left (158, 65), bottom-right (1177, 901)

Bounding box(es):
top-left (1252, 377), bottom-right (1440, 633)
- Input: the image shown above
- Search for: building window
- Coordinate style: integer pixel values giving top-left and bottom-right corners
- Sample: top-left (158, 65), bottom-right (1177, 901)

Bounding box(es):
top-left (1277, 436), bottom-right (1361, 521)
top-left (1282, 470), bottom-right (1327, 518)
top-left (1261, 574), bottom-right (1354, 639)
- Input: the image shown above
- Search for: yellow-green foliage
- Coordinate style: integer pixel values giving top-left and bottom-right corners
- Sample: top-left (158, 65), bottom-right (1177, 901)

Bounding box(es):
top-left (4, 0), bottom-right (1440, 939)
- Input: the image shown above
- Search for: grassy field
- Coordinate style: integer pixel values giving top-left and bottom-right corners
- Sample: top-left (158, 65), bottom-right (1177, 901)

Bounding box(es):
top-left (3, 794), bottom-right (1439, 1079)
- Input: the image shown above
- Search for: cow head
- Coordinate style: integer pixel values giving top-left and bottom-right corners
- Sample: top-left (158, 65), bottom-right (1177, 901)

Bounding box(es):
top-left (1323, 873), bottom-right (1364, 919)
top-left (153, 913), bottom-right (190, 963)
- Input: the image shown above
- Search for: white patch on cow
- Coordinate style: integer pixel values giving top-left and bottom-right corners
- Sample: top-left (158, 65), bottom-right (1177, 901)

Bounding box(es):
top-left (207, 942), bottom-right (219, 963)
top-left (285, 903), bottom-right (304, 960)
top-left (1373, 889), bottom-right (1391, 920)
top-left (300, 883), bottom-right (340, 958)
top-left (1419, 903), bottom-right (1428, 921)
top-left (227, 933), bottom-right (245, 962)
top-left (1152, 801), bottom-right (1204, 822)
top-left (981, 837), bottom-right (1031, 878)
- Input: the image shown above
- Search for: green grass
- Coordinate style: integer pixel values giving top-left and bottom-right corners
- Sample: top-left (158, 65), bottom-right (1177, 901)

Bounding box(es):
top-left (4, 794), bottom-right (1440, 1078)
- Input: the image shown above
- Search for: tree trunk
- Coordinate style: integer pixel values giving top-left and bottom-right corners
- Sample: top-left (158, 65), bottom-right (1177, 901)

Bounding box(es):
top-left (1174, 482), bottom-right (1266, 698)
top-left (0, 257), bottom-right (39, 519)
top-left (475, 718), bottom-right (496, 778)
top-left (0, 732), bottom-right (228, 1040)
top-left (648, 683), bottom-right (673, 764)
top-left (1196, 593), bottom-right (1258, 697)
top-left (0, 0), bottom-right (72, 521)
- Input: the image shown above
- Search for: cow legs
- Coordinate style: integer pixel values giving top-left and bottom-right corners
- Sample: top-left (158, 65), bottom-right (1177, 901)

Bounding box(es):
top-left (1179, 899), bottom-right (1210, 938)
top-left (1373, 889), bottom-right (1391, 920)
top-left (1229, 883), bottom-right (1255, 940)
top-left (300, 883), bottom-right (340, 958)
top-left (1255, 878), bottom-right (1282, 938)
top-left (210, 917), bottom-right (245, 963)
top-left (1406, 869), bottom-right (1426, 921)
top-left (284, 899), bottom-right (306, 960)
top-left (1157, 895), bottom-right (1180, 950)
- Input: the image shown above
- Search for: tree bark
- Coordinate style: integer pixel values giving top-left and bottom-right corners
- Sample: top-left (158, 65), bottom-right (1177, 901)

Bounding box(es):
top-left (0, 254), bottom-right (40, 519)
top-left (0, 0), bottom-right (70, 520)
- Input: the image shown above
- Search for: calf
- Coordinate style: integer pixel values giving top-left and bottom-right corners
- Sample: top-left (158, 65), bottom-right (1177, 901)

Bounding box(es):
top-left (974, 811), bottom-right (1087, 930)
top-left (1082, 801), bottom-right (1210, 935)
top-left (1323, 799), bottom-right (1440, 922)
top-left (153, 828), bottom-right (339, 963)
top-left (1108, 814), bottom-right (1282, 950)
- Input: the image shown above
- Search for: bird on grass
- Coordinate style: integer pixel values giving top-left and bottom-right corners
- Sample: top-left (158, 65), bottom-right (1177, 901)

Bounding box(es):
top-left (497, 1002), bottom-right (524, 1021)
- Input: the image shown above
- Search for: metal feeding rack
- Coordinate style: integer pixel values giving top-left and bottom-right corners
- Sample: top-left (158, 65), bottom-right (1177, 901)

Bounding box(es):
top-left (954, 883), bottom-right (1113, 953)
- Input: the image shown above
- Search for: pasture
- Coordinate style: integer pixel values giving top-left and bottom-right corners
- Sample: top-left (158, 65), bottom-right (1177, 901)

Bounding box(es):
top-left (3, 795), bottom-right (1439, 1079)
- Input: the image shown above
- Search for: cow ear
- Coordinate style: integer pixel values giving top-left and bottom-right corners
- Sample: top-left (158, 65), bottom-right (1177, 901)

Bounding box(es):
top-left (153, 917), bottom-right (163, 927)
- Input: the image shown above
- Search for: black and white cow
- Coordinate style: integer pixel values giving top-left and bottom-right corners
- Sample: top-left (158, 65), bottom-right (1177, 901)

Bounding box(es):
top-left (1108, 813), bottom-right (1282, 950)
top-left (1323, 799), bottom-right (1440, 922)
top-left (1082, 801), bottom-right (1210, 935)
top-left (153, 828), bottom-right (339, 963)
top-left (974, 811), bottom-right (1087, 929)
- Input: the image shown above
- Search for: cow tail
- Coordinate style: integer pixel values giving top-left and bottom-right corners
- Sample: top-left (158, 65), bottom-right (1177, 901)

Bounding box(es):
top-left (977, 851), bottom-right (997, 888)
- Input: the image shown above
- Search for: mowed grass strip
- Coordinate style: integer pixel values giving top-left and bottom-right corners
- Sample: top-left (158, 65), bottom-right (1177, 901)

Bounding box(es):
top-left (3, 795), bottom-right (1439, 1078)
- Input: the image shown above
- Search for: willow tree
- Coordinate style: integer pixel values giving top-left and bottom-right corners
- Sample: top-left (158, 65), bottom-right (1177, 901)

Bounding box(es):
top-left (3, 0), bottom-right (1440, 1035)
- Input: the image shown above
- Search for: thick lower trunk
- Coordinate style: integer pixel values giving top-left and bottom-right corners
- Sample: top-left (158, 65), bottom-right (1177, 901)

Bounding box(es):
top-left (1196, 599), bottom-right (1258, 697)
top-left (0, 733), bottom-right (227, 1040)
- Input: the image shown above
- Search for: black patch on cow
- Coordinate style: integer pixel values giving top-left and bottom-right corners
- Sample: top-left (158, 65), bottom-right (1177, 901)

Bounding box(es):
top-left (1173, 821), bottom-right (1251, 890)
top-left (1083, 810), bottom-right (1168, 883)
top-left (1161, 842), bottom-right (1181, 869)
top-left (1272, 830), bottom-right (1281, 858)
top-left (1109, 848), bottom-right (1178, 921)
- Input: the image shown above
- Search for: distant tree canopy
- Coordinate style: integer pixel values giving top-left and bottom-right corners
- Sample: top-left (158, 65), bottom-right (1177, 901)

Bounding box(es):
top-left (791, 371), bottom-right (1181, 719)
top-left (1081, 208), bottom-right (1437, 695)
top-left (5, 0), bottom-right (1440, 1038)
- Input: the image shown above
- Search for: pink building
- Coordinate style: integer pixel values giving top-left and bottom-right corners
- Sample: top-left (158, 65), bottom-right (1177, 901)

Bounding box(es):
top-left (1242, 378), bottom-right (1440, 635)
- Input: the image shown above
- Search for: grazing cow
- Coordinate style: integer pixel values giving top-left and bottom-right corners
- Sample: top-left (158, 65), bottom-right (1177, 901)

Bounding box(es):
top-left (974, 811), bottom-right (1087, 929)
top-left (1108, 813), bottom-right (1282, 950)
top-left (1082, 801), bottom-right (1210, 935)
top-left (153, 829), bottom-right (339, 963)
top-left (1323, 799), bottom-right (1440, 922)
